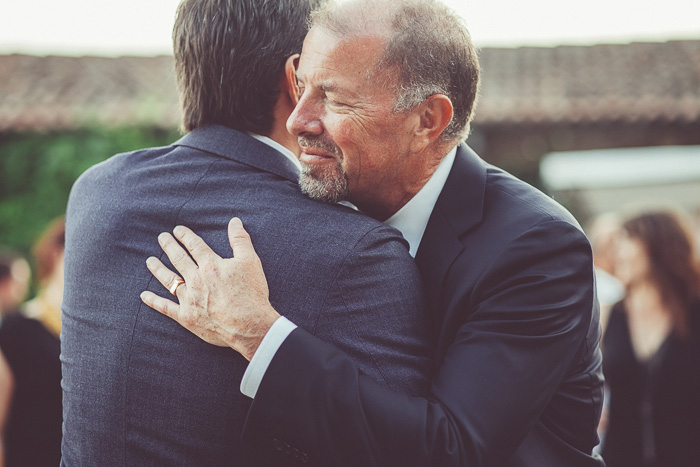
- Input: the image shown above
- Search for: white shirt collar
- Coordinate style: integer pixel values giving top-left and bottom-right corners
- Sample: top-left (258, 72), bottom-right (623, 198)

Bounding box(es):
top-left (384, 146), bottom-right (457, 257)
top-left (249, 133), bottom-right (301, 172)
top-left (251, 132), bottom-right (456, 258)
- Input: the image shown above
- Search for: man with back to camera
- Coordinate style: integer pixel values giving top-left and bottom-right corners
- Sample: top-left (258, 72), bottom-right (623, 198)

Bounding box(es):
top-left (142, 0), bottom-right (606, 465)
top-left (60, 0), bottom-right (433, 464)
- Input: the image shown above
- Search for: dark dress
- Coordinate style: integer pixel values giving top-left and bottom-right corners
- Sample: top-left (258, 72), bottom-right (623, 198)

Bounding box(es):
top-left (0, 311), bottom-right (62, 467)
top-left (602, 300), bottom-right (700, 467)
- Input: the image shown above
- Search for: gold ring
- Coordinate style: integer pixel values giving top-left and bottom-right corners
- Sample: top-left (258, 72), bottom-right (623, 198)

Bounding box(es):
top-left (168, 277), bottom-right (185, 296)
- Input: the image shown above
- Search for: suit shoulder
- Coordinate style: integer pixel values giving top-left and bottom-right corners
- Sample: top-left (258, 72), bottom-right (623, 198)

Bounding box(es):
top-left (72, 146), bottom-right (175, 197)
top-left (452, 163), bottom-right (591, 264)
top-left (281, 192), bottom-right (408, 245)
top-left (74, 145), bottom-right (175, 185)
top-left (484, 164), bottom-right (583, 233)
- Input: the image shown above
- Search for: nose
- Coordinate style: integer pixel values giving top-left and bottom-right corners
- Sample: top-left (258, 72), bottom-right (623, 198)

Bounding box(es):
top-left (287, 95), bottom-right (323, 137)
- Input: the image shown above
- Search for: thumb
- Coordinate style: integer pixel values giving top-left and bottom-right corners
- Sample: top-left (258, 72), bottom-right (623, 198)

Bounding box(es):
top-left (228, 217), bottom-right (256, 260)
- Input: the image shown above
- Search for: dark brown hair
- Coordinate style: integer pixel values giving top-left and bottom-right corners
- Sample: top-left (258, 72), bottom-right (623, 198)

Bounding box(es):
top-left (173, 0), bottom-right (324, 134)
top-left (32, 217), bottom-right (65, 285)
top-left (623, 211), bottom-right (700, 338)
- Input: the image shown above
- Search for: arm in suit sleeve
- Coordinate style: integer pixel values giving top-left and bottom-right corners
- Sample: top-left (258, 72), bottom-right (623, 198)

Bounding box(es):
top-left (241, 223), bottom-right (434, 465)
top-left (306, 224), bottom-right (433, 396)
top-left (242, 220), bottom-right (596, 466)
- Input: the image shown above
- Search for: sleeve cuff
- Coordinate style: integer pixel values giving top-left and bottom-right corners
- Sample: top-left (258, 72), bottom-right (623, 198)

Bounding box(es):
top-left (240, 315), bottom-right (297, 399)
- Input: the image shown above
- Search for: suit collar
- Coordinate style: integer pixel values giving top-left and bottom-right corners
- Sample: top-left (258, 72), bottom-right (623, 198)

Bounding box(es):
top-left (385, 146), bottom-right (457, 257)
top-left (174, 125), bottom-right (301, 183)
top-left (433, 143), bottom-right (486, 237)
top-left (415, 144), bottom-right (487, 343)
top-left (416, 143), bottom-right (486, 258)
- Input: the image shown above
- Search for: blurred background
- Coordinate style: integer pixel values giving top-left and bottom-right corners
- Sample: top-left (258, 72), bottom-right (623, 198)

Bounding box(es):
top-left (1, 0), bottom-right (699, 257)
top-left (1, 1), bottom-right (700, 464)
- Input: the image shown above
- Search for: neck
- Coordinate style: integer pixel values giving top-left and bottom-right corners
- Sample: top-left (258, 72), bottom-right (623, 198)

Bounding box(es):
top-left (626, 280), bottom-right (665, 312)
top-left (261, 92), bottom-right (300, 156)
top-left (355, 172), bottom-right (434, 222)
top-left (263, 123), bottom-right (299, 156)
top-left (355, 142), bottom-right (454, 221)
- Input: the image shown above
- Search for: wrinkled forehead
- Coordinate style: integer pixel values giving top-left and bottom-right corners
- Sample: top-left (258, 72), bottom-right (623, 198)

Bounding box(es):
top-left (298, 27), bottom-right (390, 83)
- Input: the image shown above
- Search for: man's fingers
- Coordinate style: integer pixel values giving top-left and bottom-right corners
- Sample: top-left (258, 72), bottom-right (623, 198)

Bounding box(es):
top-left (158, 232), bottom-right (198, 280)
top-left (228, 217), bottom-right (257, 260)
top-left (173, 225), bottom-right (218, 264)
top-left (140, 290), bottom-right (180, 320)
top-left (146, 256), bottom-right (187, 296)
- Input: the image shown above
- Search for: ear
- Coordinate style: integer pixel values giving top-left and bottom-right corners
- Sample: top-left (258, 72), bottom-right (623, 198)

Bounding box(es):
top-left (409, 94), bottom-right (454, 153)
top-left (284, 54), bottom-right (301, 105)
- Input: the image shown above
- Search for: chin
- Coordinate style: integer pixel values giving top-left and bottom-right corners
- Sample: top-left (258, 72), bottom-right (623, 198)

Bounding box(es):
top-left (299, 167), bottom-right (349, 204)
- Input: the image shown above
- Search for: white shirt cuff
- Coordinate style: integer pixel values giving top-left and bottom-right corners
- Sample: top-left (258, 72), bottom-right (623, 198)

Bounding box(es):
top-left (240, 315), bottom-right (297, 399)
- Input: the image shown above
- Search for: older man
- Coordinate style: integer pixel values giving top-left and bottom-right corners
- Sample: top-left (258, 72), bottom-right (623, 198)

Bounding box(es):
top-left (143, 0), bottom-right (605, 465)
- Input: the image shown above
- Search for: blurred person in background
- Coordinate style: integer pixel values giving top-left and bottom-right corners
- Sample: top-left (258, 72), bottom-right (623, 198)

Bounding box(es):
top-left (588, 213), bottom-right (625, 450)
top-left (22, 217), bottom-right (65, 339)
top-left (0, 251), bottom-right (30, 317)
top-left (0, 250), bottom-right (31, 467)
top-left (0, 220), bottom-right (64, 467)
top-left (602, 210), bottom-right (700, 467)
top-left (0, 349), bottom-right (12, 467)
top-left (588, 212), bottom-right (625, 332)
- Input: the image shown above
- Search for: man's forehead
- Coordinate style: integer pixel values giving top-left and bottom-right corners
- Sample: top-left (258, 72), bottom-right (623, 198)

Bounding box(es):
top-left (297, 28), bottom-right (387, 80)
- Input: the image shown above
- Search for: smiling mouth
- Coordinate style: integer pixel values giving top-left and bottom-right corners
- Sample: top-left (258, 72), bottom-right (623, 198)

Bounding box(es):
top-left (299, 148), bottom-right (336, 164)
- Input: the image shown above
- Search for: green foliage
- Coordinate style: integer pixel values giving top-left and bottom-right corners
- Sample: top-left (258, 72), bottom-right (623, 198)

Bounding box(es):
top-left (0, 127), bottom-right (179, 257)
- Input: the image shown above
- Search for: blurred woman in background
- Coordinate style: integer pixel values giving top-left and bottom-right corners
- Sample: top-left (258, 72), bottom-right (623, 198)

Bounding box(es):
top-left (0, 250), bottom-right (30, 467)
top-left (0, 218), bottom-right (64, 466)
top-left (602, 210), bottom-right (700, 467)
top-left (22, 217), bottom-right (65, 337)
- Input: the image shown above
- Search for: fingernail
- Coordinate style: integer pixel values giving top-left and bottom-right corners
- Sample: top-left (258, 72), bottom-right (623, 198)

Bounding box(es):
top-left (173, 225), bottom-right (185, 237)
top-left (230, 217), bottom-right (242, 227)
top-left (158, 232), bottom-right (168, 244)
top-left (146, 256), bottom-right (156, 267)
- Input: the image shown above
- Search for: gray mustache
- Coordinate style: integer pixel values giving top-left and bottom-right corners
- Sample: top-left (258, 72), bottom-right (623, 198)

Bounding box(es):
top-left (298, 136), bottom-right (341, 157)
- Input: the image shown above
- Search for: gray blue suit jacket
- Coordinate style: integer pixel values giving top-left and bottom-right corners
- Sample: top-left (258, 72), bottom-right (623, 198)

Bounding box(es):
top-left (61, 125), bottom-right (432, 465)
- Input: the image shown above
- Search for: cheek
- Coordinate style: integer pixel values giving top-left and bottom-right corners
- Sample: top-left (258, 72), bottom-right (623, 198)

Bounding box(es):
top-left (614, 243), bottom-right (633, 279)
top-left (324, 109), bottom-right (407, 177)
top-left (325, 117), bottom-right (372, 166)
top-left (636, 254), bottom-right (652, 278)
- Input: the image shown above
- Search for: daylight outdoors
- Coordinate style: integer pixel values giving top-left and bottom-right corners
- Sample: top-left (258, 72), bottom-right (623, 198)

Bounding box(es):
top-left (1, 0), bottom-right (699, 465)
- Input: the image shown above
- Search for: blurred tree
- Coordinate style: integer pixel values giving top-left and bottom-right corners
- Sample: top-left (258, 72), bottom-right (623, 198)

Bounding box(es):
top-left (0, 127), bottom-right (179, 257)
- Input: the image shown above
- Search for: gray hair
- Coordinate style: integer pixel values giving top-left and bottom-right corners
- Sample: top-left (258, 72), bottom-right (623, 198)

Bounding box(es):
top-left (310, 0), bottom-right (480, 141)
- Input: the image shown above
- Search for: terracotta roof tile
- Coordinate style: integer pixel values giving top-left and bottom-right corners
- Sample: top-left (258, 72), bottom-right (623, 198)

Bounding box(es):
top-left (1, 39), bottom-right (699, 130)
top-left (0, 54), bottom-right (179, 131)
top-left (476, 40), bottom-right (700, 124)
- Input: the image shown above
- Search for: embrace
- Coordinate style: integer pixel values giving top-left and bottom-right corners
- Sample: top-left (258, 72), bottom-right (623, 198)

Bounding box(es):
top-left (61, 0), bottom-right (604, 465)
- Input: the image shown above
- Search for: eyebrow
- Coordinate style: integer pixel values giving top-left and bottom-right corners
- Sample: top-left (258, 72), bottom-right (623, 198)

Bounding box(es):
top-left (296, 72), bottom-right (337, 89)
top-left (295, 72), bottom-right (361, 101)
top-left (319, 83), bottom-right (341, 93)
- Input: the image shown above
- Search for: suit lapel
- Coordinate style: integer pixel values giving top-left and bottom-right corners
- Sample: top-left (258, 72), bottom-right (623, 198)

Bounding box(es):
top-left (415, 144), bottom-right (487, 338)
top-left (174, 125), bottom-right (300, 183)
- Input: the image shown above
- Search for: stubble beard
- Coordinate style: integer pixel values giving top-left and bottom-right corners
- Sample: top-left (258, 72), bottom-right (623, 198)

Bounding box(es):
top-left (297, 137), bottom-right (350, 204)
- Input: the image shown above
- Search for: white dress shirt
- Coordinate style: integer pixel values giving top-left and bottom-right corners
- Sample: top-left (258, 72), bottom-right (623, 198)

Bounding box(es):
top-left (240, 146), bottom-right (458, 398)
top-left (249, 133), bottom-right (301, 171)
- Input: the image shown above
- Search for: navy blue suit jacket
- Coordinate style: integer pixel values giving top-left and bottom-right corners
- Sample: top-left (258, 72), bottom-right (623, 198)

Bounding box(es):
top-left (61, 125), bottom-right (432, 465)
top-left (241, 145), bottom-right (605, 466)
